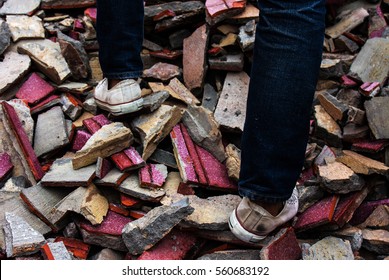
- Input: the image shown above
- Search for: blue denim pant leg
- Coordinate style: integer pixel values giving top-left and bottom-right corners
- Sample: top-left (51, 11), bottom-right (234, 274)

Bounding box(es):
top-left (238, 0), bottom-right (326, 203)
top-left (96, 0), bottom-right (144, 79)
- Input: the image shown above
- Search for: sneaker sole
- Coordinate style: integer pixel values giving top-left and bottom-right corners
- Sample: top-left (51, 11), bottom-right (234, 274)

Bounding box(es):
top-left (95, 98), bottom-right (143, 116)
top-left (228, 209), bottom-right (267, 243)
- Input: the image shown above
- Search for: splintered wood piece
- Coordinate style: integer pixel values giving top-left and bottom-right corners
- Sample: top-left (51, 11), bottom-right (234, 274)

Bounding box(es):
top-left (294, 195), bottom-right (339, 232)
top-left (2, 102), bottom-right (44, 181)
top-left (170, 124), bottom-right (198, 184)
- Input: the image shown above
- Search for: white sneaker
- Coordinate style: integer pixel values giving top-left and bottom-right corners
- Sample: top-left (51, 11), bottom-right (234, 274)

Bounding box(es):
top-left (94, 78), bottom-right (143, 116)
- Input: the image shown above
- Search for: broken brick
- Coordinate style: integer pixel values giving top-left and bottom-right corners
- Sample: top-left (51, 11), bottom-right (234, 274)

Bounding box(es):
top-left (139, 163), bottom-right (168, 189)
top-left (95, 157), bottom-right (112, 179)
top-left (349, 198), bottom-right (389, 226)
top-left (110, 147), bottom-right (145, 172)
top-left (336, 150), bottom-right (389, 176)
top-left (118, 174), bottom-right (165, 202)
top-left (41, 241), bottom-right (72, 260)
top-left (54, 236), bottom-right (90, 259)
top-left (71, 129), bottom-right (92, 152)
top-left (205, 0), bottom-right (247, 25)
top-left (260, 227), bottom-right (302, 260)
top-left (0, 153), bottom-right (13, 185)
top-left (120, 193), bottom-right (142, 208)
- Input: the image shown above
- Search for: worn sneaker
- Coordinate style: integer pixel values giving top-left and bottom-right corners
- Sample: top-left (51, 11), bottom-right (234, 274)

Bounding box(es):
top-left (94, 78), bottom-right (143, 116)
top-left (229, 187), bottom-right (299, 243)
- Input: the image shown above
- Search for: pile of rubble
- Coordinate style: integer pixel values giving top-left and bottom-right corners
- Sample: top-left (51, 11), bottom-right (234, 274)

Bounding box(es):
top-left (0, 0), bottom-right (389, 260)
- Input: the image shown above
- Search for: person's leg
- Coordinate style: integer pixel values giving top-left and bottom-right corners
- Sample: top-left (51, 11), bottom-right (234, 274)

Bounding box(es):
top-left (94, 0), bottom-right (144, 115)
top-left (229, 0), bottom-right (326, 243)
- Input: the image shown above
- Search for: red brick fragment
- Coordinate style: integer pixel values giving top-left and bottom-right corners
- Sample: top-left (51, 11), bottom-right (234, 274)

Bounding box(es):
top-left (84, 7), bottom-right (97, 23)
top-left (297, 166), bottom-right (316, 185)
top-left (15, 73), bottom-right (55, 105)
top-left (111, 147), bottom-right (145, 172)
top-left (30, 95), bottom-right (61, 115)
top-left (2, 102), bottom-right (44, 181)
top-left (208, 46), bottom-right (224, 56)
top-left (294, 195), bottom-right (339, 232)
top-left (137, 230), bottom-right (198, 260)
top-left (177, 182), bottom-right (196, 195)
top-left (73, 19), bottom-right (85, 32)
top-left (109, 203), bottom-right (131, 217)
top-left (83, 114), bottom-right (111, 134)
top-left (68, 30), bottom-right (80, 41)
top-left (340, 75), bottom-right (359, 87)
top-left (139, 163), bottom-right (167, 188)
top-left (195, 145), bottom-right (238, 192)
top-left (331, 186), bottom-right (370, 228)
top-left (180, 124), bottom-right (207, 185)
top-left (41, 243), bottom-right (55, 260)
top-left (54, 237), bottom-right (90, 259)
top-left (79, 210), bottom-right (132, 236)
top-left (206, 0), bottom-right (247, 17)
top-left (71, 129), bottom-right (91, 152)
top-left (153, 9), bottom-right (176, 21)
top-left (349, 198), bottom-right (389, 225)
top-left (93, 114), bottom-right (111, 127)
top-left (120, 193), bottom-right (142, 208)
top-left (359, 82), bottom-right (380, 97)
top-left (149, 49), bottom-right (183, 60)
top-left (0, 153), bottom-right (13, 182)
top-left (260, 227), bottom-right (302, 260)
top-left (351, 139), bottom-right (388, 153)
top-left (128, 210), bottom-right (146, 220)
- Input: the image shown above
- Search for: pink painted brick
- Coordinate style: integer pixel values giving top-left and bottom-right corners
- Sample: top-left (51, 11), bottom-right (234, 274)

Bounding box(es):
top-left (294, 195), bottom-right (339, 232)
top-left (180, 124), bottom-right (207, 185)
top-left (16, 73), bottom-right (55, 105)
top-left (139, 163), bottom-right (167, 188)
top-left (123, 147), bottom-right (144, 166)
top-left (195, 145), bottom-right (238, 192)
top-left (71, 129), bottom-right (92, 152)
top-left (137, 229), bottom-right (198, 260)
top-left (79, 210), bottom-right (132, 236)
top-left (260, 227), bottom-right (302, 260)
top-left (170, 124), bottom-right (198, 184)
top-left (340, 75), bottom-right (359, 87)
top-left (30, 95), bottom-right (61, 115)
top-left (351, 139), bottom-right (389, 153)
top-left (349, 198), bottom-right (389, 226)
top-left (84, 7), bottom-right (97, 23)
top-left (111, 147), bottom-right (145, 172)
top-left (0, 153), bottom-right (13, 182)
top-left (92, 114), bottom-right (111, 127)
top-left (83, 118), bottom-right (101, 134)
top-left (96, 157), bottom-right (113, 179)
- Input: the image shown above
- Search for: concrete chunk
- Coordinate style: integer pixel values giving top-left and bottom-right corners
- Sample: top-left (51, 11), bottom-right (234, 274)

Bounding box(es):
top-left (73, 122), bottom-right (133, 169)
top-left (0, 52), bottom-right (31, 95)
top-left (122, 198), bottom-right (194, 255)
top-left (0, 0), bottom-right (40, 15)
top-left (337, 150), bottom-right (389, 175)
top-left (302, 236), bottom-right (354, 260)
top-left (361, 229), bottom-right (389, 255)
top-left (6, 15), bottom-right (44, 42)
top-left (41, 241), bottom-right (72, 260)
top-left (0, 19), bottom-right (11, 55)
top-left (365, 96), bottom-right (389, 139)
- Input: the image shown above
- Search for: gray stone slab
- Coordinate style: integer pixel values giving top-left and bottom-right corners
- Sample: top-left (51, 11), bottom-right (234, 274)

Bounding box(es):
top-left (302, 236), bottom-right (354, 260)
top-left (214, 71), bottom-right (249, 132)
top-left (41, 158), bottom-right (96, 187)
top-left (34, 106), bottom-right (69, 158)
top-left (43, 241), bottom-right (72, 260)
top-left (0, 19), bottom-right (11, 55)
top-left (0, 0), bottom-right (41, 15)
top-left (0, 51), bottom-right (31, 95)
top-left (365, 96), bottom-right (389, 139)
top-left (202, 83), bottom-right (220, 113)
top-left (118, 174), bottom-right (165, 202)
top-left (6, 15), bottom-right (45, 42)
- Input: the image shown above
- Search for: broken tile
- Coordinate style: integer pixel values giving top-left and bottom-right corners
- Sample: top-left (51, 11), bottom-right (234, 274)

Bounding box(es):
top-left (313, 105), bottom-right (343, 148)
top-left (95, 157), bottom-right (112, 180)
top-left (183, 24), bottom-right (209, 93)
top-left (181, 194), bottom-right (241, 231)
top-left (349, 38), bottom-right (389, 85)
top-left (182, 105), bottom-right (226, 162)
top-left (138, 229), bottom-right (198, 260)
top-left (30, 95), bottom-right (61, 115)
top-left (131, 104), bottom-right (183, 160)
top-left (118, 174), bottom-right (165, 202)
top-left (143, 62), bottom-right (181, 81)
top-left (139, 164), bottom-right (168, 189)
top-left (0, 153), bottom-right (13, 186)
top-left (0, 0), bottom-right (41, 15)
top-left (94, 168), bottom-right (129, 188)
top-left (110, 147), bottom-right (145, 172)
top-left (17, 39), bottom-right (71, 84)
top-left (122, 198), bottom-right (194, 255)
top-left (2, 102), bottom-right (44, 181)
top-left (336, 150), bottom-right (389, 175)
top-left (302, 236), bottom-right (354, 260)
top-left (166, 78), bottom-right (201, 106)
top-left (365, 96), bottom-right (389, 139)
top-left (294, 195), bottom-right (339, 232)
top-left (6, 15), bottom-right (45, 42)
top-left (0, 19), bottom-right (11, 55)
top-left (318, 161), bottom-right (365, 194)
top-left (34, 106), bottom-right (69, 158)
top-left (60, 93), bottom-right (83, 121)
top-left (15, 72), bottom-right (55, 105)
top-left (54, 236), bottom-right (90, 259)
top-left (214, 71), bottom-right (249, 132)
top-left (72, 122), bottom-right (133, 169)
top-left (361, 228), bottom-right (389, 255)
top-left (317, 90), bottom-right (349, 124)
top-left (20, 183), bottom-right (72, 231)
top-left (0, 51), bottom-right (31, 95)
top-left (52, 184), bottom-right (108, 225)
top-left (205, 0), bottom-right (247, 25)
top-left (41, 241), bottom-right (72, 260)
top-left (41, 158), bottom-right (95, 187)
top-left (260, 227), bottom-right (302, 260)
top-left (4, 212), bottom-right (46, 258)
top-left (71, 129), bottom-right (91, 152)
top-left (297, 185), bottom-right (326, 213)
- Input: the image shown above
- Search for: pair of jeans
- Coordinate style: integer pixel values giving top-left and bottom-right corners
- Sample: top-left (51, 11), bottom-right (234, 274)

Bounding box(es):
top-left (96, 0), bottom-right (144, 79)
top-left (96, 0), bottom-right (326, 203)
